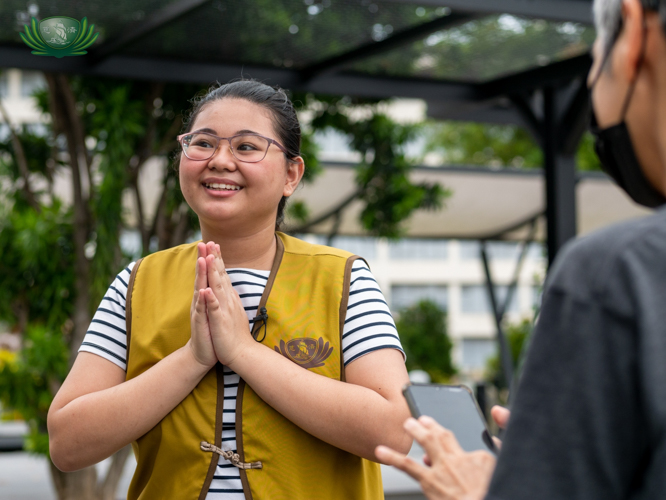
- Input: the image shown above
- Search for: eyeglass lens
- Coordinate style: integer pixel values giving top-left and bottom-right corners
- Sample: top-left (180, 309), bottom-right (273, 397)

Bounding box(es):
top-left (182, 133), bottom-right (270, 162)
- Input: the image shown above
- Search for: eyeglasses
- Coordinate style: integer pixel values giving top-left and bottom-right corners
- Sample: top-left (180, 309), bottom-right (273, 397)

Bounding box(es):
top-left (177, 131), bottom-right (290, 163)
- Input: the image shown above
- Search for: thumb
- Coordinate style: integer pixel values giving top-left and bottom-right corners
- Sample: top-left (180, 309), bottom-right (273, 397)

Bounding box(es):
top-left (491, 406), bottom-right (510, 429)
top-left (194, 289), bottom-right (208, 325)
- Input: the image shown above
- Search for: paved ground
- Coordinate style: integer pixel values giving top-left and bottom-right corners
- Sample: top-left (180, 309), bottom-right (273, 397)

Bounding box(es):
top-left (0, 446), bottom-right (424, 499)
top-left (0, 451), bottom-right (136, 500)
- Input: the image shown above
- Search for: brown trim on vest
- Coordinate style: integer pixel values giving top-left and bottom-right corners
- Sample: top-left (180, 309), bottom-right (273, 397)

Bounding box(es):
top-left (338, 256), bottom-right (367, 383)
top-left (124, 258), bottom-right (143, 373)
top-left (238, 234), bottom-right (284, 500)
top-left (198, 364), bottom-right (225, 500)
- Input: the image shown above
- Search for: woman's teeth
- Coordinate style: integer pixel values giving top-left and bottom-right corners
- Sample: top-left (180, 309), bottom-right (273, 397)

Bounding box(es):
top-left (204, 183), bottom-right (241, 191)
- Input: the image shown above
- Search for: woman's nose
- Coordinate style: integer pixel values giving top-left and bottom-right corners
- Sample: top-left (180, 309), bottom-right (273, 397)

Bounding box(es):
top-left (207, 142), bottom-right (237, 170)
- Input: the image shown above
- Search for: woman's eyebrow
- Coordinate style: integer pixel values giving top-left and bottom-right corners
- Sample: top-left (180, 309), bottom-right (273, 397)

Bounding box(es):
top-left (235, 129), bottom-right (260, 135)
top-left (192, 127), bottom-right (217, 134)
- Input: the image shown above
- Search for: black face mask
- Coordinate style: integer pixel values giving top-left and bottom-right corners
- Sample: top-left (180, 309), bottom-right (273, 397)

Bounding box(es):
top-left (589, 18), bottom-right (666, 208)
top-left (589, 112), bottom-right (666, 208)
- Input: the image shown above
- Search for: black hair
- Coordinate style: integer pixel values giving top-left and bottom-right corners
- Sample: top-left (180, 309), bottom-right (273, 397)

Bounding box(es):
top-left (180, 79), bottom-right (301, 230)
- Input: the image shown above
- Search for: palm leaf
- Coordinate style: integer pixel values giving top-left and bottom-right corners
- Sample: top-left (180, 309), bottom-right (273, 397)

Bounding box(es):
top-left (74, 31), bottom-right (98, 50)
top-left (20, 33), bottom-right (44, 51)
top-left (73, 24), bottom-right (97, 49)
top-left (23, 20), bottom-right (45, 48)
top-left (30, 51), bottom-right (50, 56)
top-left (71, 17), bottom-right (87, 45)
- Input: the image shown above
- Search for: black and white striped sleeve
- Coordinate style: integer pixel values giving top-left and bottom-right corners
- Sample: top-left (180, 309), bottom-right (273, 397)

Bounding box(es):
top-left (78, 262), bottom-right (135, 371)
top-left (341, 259), bottom-right (405, 366)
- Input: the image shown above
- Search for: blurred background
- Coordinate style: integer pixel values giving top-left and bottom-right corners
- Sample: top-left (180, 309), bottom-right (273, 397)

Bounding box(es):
top-left (0, 0), bottom-right (651, 498)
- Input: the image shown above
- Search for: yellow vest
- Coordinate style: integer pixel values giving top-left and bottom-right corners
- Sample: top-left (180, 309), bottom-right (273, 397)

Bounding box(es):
top-left (125, 233), bottom-right (383, 499)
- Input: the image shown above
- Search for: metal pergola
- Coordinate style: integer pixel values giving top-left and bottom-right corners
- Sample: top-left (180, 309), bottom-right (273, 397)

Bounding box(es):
top-left (2, 0), bottom-right (598, 391)
top-left (1, 0), bottom-right (595, 264)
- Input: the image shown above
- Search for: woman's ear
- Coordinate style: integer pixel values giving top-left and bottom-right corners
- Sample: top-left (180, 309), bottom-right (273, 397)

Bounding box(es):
top-left (283, 157), bottom-right (305, 197)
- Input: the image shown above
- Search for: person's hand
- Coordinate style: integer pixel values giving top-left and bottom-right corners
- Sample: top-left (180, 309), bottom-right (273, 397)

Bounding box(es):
top-left (490, 405), bottom-right (510, 450)
top-left (202, 242), bottom-right (253, 368)
top-left (186, 243), bottom-right (218, 369)
top-left (375, 416), bottom-right (496, 500)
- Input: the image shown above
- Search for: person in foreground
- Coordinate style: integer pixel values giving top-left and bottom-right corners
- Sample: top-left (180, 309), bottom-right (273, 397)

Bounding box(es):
top-left (47, 80), bottom-right (412, 499)
top-left (376, 0), bottom-right (666, 498)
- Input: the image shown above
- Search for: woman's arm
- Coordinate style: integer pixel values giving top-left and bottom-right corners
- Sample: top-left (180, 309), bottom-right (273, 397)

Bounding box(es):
top-left (48, 245), bottom-right (217, 471)
top-left (48, 347), bottom-right (211, 471)
top-left (201, 250), bottom-right (413, 461)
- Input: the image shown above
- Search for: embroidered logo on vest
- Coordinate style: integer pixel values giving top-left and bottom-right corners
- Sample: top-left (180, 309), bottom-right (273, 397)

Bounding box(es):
top-left (274, 337), bottom-right (333, 369)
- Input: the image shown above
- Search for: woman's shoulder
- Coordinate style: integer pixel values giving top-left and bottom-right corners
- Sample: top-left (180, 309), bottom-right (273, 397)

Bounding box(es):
top-left (278, 232), bottom-right (359, 260)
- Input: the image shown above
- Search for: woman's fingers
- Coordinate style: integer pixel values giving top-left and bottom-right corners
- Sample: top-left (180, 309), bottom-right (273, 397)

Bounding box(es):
top-left (375, 446), bottom-right (426, 481)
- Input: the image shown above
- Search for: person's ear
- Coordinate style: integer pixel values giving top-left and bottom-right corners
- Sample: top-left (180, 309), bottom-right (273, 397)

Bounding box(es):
top-left (618, 0), bottom-right (646, 83)
top-left (283, 157), bottom-right (305, 197)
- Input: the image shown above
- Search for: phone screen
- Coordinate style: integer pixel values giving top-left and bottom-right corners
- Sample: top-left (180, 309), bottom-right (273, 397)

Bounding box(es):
top-left (403, 384), bottom-right (496, 455)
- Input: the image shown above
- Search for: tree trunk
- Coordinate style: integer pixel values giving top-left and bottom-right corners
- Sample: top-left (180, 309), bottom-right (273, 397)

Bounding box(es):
top-left (49, 462), bottom-right (97, 500)
top-left (48, 445), bottom-right (132, 500)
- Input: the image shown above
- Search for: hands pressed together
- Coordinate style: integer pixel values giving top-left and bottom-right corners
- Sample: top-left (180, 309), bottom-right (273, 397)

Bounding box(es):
top-left (187, 241), bottom-right (255, 371)
top-left (375, 406), bottom-right (510, 500)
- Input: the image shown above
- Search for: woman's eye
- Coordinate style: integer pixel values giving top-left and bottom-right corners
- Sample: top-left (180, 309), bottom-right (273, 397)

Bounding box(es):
top-left (192, 139), bottom-right (213, 148)
top-left (237, 142), bottom-right (259, 151)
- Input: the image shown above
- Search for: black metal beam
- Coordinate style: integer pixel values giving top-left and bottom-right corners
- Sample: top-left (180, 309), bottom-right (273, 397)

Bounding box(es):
top-left (543, 86), bottom-right (577, 266)
top-left (558, 79), bottom-right (591, 155)
top-left (300, 12), bottom-right (480, 81)
top-left (477, 53), bottom-right (593, 100)
top-left (381, 0), bottom-right (593, 24)
top-left (0, 46), bottom-right (478, 101)
top-left (88, 0), bottom-right (211, 63)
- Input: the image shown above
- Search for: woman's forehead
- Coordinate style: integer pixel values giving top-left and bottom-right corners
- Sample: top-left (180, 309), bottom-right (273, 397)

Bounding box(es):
top-left (192, 98), bottom-right (276, 136)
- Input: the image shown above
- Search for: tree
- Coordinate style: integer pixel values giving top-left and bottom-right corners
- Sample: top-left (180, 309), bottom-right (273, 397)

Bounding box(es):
top-left (484, 318), bottom-right (533, 390)
top-left (395, 300), bottom-right (455, 382)
top-left (423, 121), bottom-right (601, 171)
top-left (0, 74), bottom-right (200, 499)
top-left (289, 94), bottom-right (449, 240)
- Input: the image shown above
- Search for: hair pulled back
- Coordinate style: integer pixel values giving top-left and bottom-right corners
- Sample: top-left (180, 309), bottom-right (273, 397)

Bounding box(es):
top-left (181, 79), bottom-right (302, 230)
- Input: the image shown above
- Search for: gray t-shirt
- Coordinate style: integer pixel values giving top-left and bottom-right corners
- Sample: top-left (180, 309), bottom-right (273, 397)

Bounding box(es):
top-left (487, 206), bottom-right (666, 500)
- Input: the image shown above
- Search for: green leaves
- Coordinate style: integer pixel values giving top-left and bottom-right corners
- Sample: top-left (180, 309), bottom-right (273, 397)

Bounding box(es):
top-left (305, 96), bottom-right (449, 238)
top-left (395, 300), bottom-right (456, 382)
top-left (0, 325), bottom-right (68, 456)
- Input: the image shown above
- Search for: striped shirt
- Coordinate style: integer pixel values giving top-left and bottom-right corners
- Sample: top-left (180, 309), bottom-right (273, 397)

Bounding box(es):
top-left (80, 258), bottom-right (403, 499)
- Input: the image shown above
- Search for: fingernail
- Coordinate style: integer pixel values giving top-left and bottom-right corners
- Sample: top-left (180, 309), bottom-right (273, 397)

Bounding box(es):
top-left (420, 415), bottom-right (435, 425)
top-left (404, 418), bottom-right (417, 429)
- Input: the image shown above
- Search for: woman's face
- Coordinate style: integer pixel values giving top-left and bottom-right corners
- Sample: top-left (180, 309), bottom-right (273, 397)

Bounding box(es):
top-left (179, 98), bottom-right (303, 232)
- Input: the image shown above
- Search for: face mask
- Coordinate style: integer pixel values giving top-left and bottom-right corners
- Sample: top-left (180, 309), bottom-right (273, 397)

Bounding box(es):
top-left (589, 19), bottom-right (666, 208)
top-left (589, 112), bottom-right (666, 208)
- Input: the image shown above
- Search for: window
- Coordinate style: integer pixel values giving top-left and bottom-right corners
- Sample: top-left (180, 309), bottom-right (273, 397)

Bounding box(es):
top-left (324, 235), bottom-right (377, 259)
top-left (461, 285), bottom-right (519, 314)
top-left (391, 285), bottom-right (448, 312)
top-left (459, 240), bottom-right (480, 260)
top-left (461, 338), bottom-right (496, 371)
top-left (389, 238), bottom-right (448, 260)
top-left (20, 71), bottom-right (45, 98)
top-left (460, 240), bottom-right (543, 262)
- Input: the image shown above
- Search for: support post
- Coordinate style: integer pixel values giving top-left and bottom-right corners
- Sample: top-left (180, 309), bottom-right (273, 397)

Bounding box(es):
top-left (542, 86), bottom-right (577, 267)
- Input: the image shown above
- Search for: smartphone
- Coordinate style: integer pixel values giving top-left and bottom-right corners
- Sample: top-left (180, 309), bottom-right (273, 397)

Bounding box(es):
top-left (403, 383), bottom-right (497, 455)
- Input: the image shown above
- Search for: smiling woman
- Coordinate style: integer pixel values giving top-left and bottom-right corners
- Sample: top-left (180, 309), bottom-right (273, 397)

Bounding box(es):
top-left (46, 79), bottom-right (412, 500)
